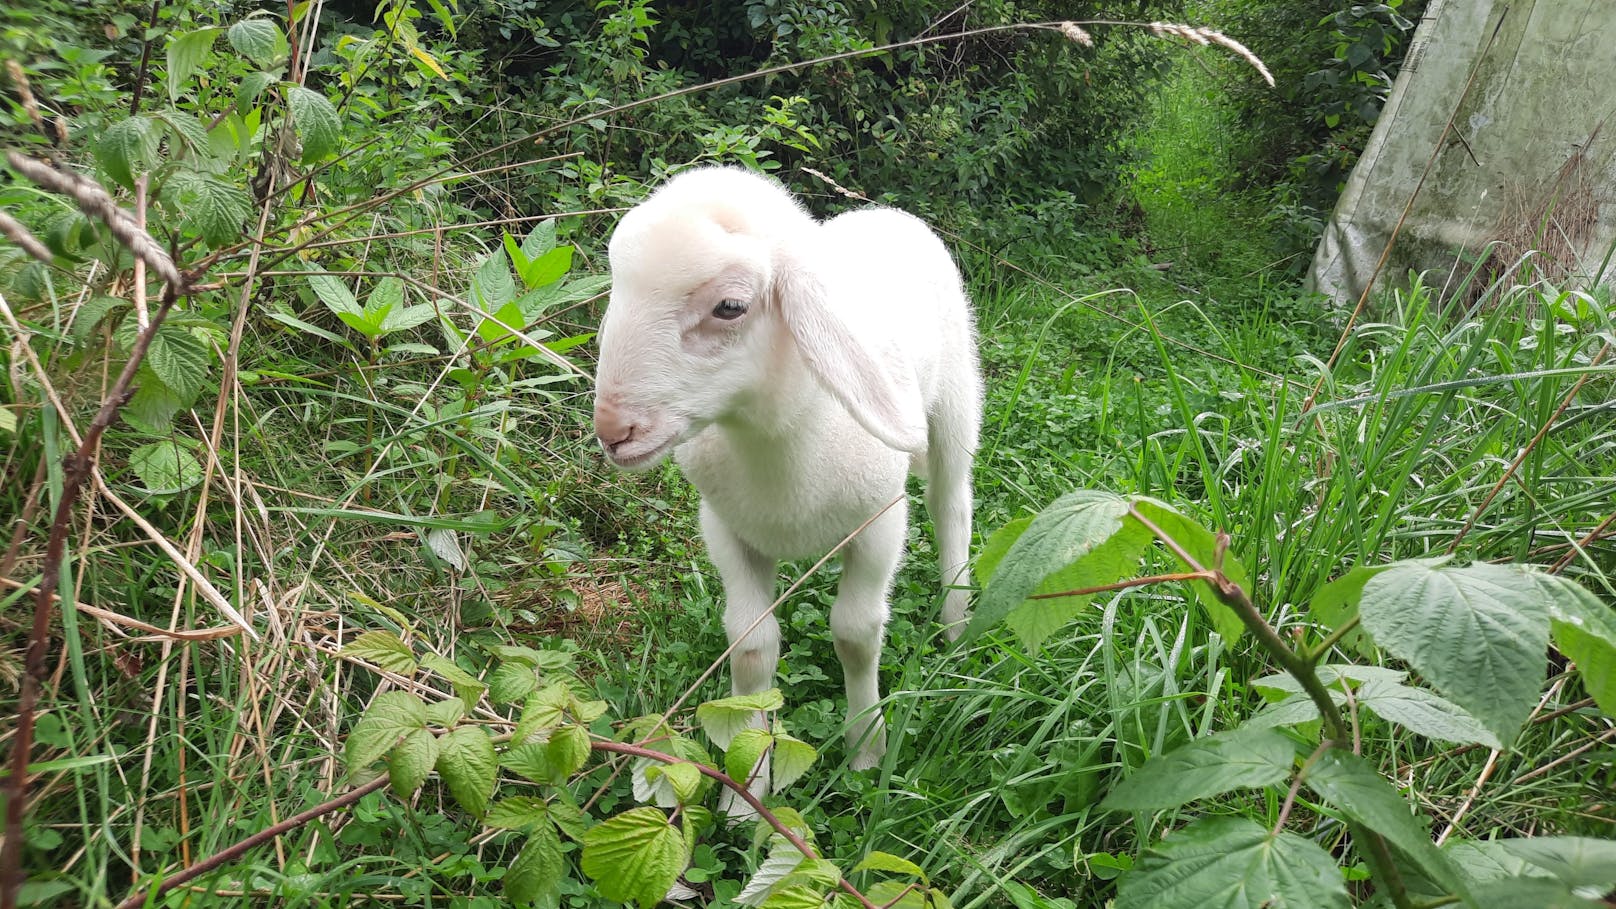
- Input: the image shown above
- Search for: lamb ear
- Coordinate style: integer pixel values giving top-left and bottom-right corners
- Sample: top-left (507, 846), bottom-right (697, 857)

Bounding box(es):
top-left (771, 246), bottom-right (928, 453)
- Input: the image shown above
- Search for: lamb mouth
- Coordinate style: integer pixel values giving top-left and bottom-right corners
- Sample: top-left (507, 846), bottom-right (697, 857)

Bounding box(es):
top-left (604, 436), bottom-right (676, 471)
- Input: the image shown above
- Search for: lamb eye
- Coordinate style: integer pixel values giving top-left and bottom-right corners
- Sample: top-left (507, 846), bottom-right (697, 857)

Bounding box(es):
top-left (712, 299), bottom-right (748, 321)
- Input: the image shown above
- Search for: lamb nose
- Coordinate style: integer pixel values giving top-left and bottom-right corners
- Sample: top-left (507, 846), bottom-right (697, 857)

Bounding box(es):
top-left (593, 400), bottom-right (637, 450)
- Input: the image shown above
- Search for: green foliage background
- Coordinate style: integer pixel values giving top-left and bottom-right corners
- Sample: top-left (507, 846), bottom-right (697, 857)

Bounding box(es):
top-left (2, 0), bottom-right (1613, 907)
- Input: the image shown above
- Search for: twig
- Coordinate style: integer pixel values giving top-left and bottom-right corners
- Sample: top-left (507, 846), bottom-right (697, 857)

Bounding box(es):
top-left (0, 210), bottom-right (52, 263)
top-left (111, 776), bottom-right (390, 909)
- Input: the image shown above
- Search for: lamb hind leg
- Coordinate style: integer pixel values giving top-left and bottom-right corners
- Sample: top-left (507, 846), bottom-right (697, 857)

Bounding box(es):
top-left (927, 427), bottom-right (976, 640)
top-left (702, 504), bottom-right (779, 815)
top-left (832, 500), bottom-right (907, 770)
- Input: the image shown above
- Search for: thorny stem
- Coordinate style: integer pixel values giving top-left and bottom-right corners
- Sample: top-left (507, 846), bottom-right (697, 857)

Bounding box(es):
top-left (110, 777), bottom-right (390, 909)
top-left (590, 741), bottom-right (880, 909)
top-left (1127, 510), bottom-right (1418, 909)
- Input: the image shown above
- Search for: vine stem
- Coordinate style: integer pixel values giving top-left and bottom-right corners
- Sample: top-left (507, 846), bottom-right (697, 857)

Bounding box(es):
top-left (1126, 509), bottom-right (1417, 909)
top-left (590, 741), bottom-right (880, 909)
top-left (110, 777), bottom-right (390, 909)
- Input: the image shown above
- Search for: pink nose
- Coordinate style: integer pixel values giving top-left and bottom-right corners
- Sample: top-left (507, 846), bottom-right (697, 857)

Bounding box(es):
top-left (593, 397), bottom-right (637, 452)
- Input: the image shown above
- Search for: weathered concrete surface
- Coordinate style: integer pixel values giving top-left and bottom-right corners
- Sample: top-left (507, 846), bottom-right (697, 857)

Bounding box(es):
top-left (1308, 0), bottom-right (1616, 303)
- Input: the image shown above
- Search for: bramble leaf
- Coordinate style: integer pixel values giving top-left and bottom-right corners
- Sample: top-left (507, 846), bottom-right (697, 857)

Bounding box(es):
top-left (1359, 560), bottom-right (1549, 745)
top-left (167, 28), bottom-right (222, 101)
top-left (435, 725), bottom-right (496, 817)
top-left (129, 441), bottom-right (204, 494)
top-left (697, 689), bottom-right (783, 749)
top-left (389, 728), bottom-right (437, 797)
top-left (1102, 727), bottom-right (1295, 812)
top-left (506, 821), bottom-right (564, 908)
top-left (581, 808), bottom-right (687, 909)
top-left (287, 85), bottom-right (341, 162)
top-left (345, 690), bottom-right (427, 772)
top-left (1356, 679), bottom-right (1500, 748)
top-left (228, 18), bottom-right (288, 66)
top-left (1117, 816), bottom-right (1349, 909)
top-left (342, 630), bottom-right (417, 675)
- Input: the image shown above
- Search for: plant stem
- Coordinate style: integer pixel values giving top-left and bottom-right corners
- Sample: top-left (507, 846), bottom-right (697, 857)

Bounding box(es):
top-left (110, 777), bottom-right (390, 909)
top-left (1307, 615), bottom-right (1361, 664)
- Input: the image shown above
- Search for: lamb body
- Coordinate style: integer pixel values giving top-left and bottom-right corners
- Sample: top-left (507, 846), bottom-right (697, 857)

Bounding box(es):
top-left (593, 167), bottom-right (981, 776)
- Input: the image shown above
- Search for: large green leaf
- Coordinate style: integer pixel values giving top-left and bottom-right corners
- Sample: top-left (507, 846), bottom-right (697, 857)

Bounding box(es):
top-left (171, 171), bottom-right (253, 246)
top-left (966, 490), bottom-right (1133, 640)
top-left (1359, 560), bottom-right (1550, 745)
top-left (420, 653), bottom-right (486, 707)
top-left (227, 18), bottom-right (288, 67)
top-left (726, 727), bottom-right (773, 786)
top-left (287, 85), bottom-right (341, 162)
top-left (997, 514), bottom-right (1154, 650)
top-left (167, 28), bottom-right (221, 102)
top-left (546, 724), bottom-right (591, 779)
top-left (1116, 816), bottom-right (1348, 909)
top-left (342, 630), bottom-right (417, 675)
top-left (94, 116), bottom-right (159, 189)
top-left (770, 732), bottom-right (816, 793)
top-left (1102, 727), bottom-right (1295, 812)
top-left (1356, 679), bottom-right (1500, 748)
top-left (128, 441), bottom-right (204, 494)
top-left (1131, 499), bottom-right (1249, 643)
top-left (507, 822), bottom-right (565, 908)
top-left (435, 726), bottom-right (497, 817)
top-left (388, 728), bottom-right (438, 797)
top-left (308, 274), bottom-right (362, 317)
top-left (345, 690), bottom-right (427, 772)
top-left (1305, 749), bottom-right (1467, 900)
top-left (140, 326), bottom-right (211, 403)
top-left (580, 808), bottom-right (687, 909)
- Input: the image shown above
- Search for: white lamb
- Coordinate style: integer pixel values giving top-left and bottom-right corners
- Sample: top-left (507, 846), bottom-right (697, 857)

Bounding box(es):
top-left (592, 166), bottom-right (982, 782)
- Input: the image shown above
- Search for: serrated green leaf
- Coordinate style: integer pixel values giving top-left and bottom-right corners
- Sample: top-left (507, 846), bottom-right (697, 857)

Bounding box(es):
top-left (389, 727), bottom-right (438, 797)
top-left (507, 822), bottom-right (565, 908)
top-left (228, 18), bottom-right (288, 66)
top-left (380, 304), bottom-right (438, 334)
top-left (1359, 560), bottom-right (1549, 745)
top-left (139, 325), bottom-right (210, 403)
top-left (1102, 726), bottom-right (1295, 812)
top-left (1309, 565), bottom-right (1391, 660)
top-left (128, 441), bottom-right (204, 494)
top-left (1357, 680), bottom-right (1500, 748)
top-left (520, 245), bottom-right (573, 289)
top-left (966, 490), bottom-right (1132, 641)
top-left (645, 761), bottom-right (704, 805)
top-left (487, 795), bottom-right (557, 830)
top-left (520, 219), bottom-right (558, 259)
top-left (1305, 749), bottom-right (1468, 900)
top-left (167, 28), bottom-right (221, 102)
top-left (345, 690), bottom-right (427, 772)
top-left (287, 85), bottom-right (341, 163)
top-left (769, 733), bottom-right (815, 794)
top-left (1251, 664), bottom-right (1407, 701)
top-left (488, 644), bottom-right (573, 670)
top-left (342, 630), bottom-right (417, 675)
top-left (697, 689), bottom-right (784, 749)
top-left (152, 108), bottom-right (211, 155)
top-left (547, 724), bottom-right (591, 779)
top-left (424, 697), bottom-right (465, 727)
top-left (501, 741), bottom-right (556, 784)
top-left (853, 851), bottom-right (927, 881)
top-left (365, 276), bottom-right (404, 320)
top-left (1117, 816), bottom-right (1349, 909)
top-left (489, 662), bottom-right (540, 705)
top-left (1005, 516), bottom-right (1152, 650)
top-left (71, 297), bottom-right (126, 339)
top-left (472, 251), bottom-right (517, 312)
top-left (236, 71), bottom-right (276, 113)
top-left (581, 807), bottom-right (686, 909)
top-left (726, 727), bottom-right (772, 785)
top-left (307, 274), bottom-right (361, 316)
top-left (1130, 499), bottom-right (1248, 643)
top-left (435, 725), bottom-right (497, 816)
top-left (1243, 689), bottom-right (1343, 729)
top-left (420, 653), bottom-right (486, 707)
top-left (95, 116), bottom-right (159, 190)
top-left (126, 370), bottom-right (185, 431)
top-left (170, 173), bottom-right (251, 246)
top-left (760, 886), bottom-right (834, 909)
top-left (738, 837), bottom-right (810, 907)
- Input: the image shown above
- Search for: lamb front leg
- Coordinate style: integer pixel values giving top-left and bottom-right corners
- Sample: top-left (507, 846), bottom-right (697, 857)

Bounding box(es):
top-left (702, 503), bottom-right (778, 816)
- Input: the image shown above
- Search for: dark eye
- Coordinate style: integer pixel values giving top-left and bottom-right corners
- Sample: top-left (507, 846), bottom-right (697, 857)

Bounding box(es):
top-left (712, 299), bottom-right (748, 321)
